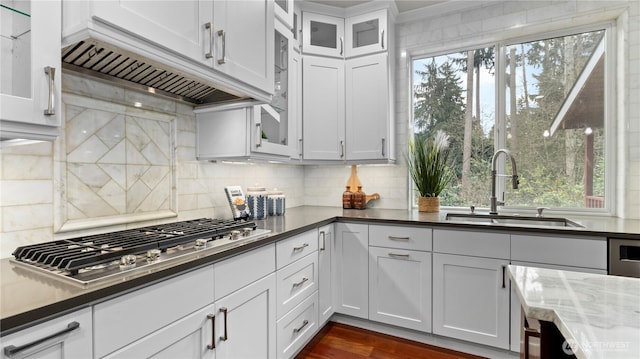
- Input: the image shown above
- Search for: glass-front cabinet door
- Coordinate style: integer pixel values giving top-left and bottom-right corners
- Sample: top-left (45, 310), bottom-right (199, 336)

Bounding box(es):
top-left (345, 9), bottom-right (387, 58)
top-left (274, 0), bottom-right (294, 30)
top-left (302, 12), bottom-right (344, 58)
top-left (0, 0), bottom-right (61, 140)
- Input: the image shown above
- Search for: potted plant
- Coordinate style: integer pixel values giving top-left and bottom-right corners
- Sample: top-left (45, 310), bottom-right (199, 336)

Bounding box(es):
top-left (407, 130), bottom-right (455, 212)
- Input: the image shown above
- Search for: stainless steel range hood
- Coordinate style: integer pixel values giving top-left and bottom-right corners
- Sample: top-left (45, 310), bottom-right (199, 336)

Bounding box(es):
top-left (62, 38), bottom-right (247, 106)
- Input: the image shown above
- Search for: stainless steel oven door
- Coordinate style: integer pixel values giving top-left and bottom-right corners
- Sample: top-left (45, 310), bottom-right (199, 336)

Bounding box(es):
top-left (609, 238), bottom-right (640, 278)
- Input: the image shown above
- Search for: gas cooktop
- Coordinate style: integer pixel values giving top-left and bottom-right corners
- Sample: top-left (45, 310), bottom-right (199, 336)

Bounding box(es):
top-left (11, 218), bottom-right (270, 286)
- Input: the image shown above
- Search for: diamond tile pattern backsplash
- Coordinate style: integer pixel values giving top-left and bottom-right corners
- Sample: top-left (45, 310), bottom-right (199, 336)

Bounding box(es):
top-left (64, 106), bottom-right (173, 220)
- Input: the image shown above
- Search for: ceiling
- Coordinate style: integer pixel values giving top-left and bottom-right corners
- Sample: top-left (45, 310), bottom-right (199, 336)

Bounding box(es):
top-left (308, 0), bottom-right (448, 13)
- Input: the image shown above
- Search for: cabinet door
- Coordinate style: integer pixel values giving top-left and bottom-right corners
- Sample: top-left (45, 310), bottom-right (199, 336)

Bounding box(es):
top-left (318, 224), bottom-right (335, 325)
top-left (103, 305), bottom-right (215, 359)
top-left (213, 0), bottom-right (274, 94)
top-left (345, 9), bottom-right (387, 58)
top-left (214, 273), bottom-right (277, 359)
top-left (274, 0), bottom-right (294, 30)
top-left (334, 223), bottom-right (368, 319)
top-left (1, 0), bottom-right (61, 140)
top-left (1, 308), bottom-right (92, 359)
top-left (369, 247), bottom-right (431, 332)
top-left (302, 12), bottom-right (344, 58)
top-left (345, 53), bottom-right (389, 161)
top-left (302, 56), bottom-right (345, 160)
top-left (89, 0), bottom-right (212, 65)
top-left (432, 253), bottom-right (510, 349)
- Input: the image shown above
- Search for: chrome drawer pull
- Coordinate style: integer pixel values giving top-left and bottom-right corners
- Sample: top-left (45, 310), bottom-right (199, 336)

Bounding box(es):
top-left (219, 307), bottom-right (228, 341)
top-left (4, 321), bottom-right (79, 358)
top-left (204, 22), bottom-right (213, 59)
top-left (217, 29), bottom-right (226, 64)
top-left (207, 314), bottom-right (215, 349)
top-left (293, 277), bottom-right (308, 288)
top-left (293, 243), bottom-right (309, 251)
top-left (389, 253), bottom-right (409, 258)
top-left (320, 231), bottom-right (326, 251)
top-left (43, 66), bottom-right (56, 116)
top-left (388, 236), bottom-right (410, 241)
top-left (293, 320), bottom-right (309, 334)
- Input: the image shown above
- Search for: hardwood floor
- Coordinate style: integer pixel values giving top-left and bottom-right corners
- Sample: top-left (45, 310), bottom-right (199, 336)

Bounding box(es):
top-left (296, 322), bottom-right (488, 359)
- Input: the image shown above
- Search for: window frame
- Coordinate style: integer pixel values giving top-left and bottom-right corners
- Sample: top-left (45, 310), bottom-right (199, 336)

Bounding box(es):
top-left (408, 21), bottom-right (617, 216)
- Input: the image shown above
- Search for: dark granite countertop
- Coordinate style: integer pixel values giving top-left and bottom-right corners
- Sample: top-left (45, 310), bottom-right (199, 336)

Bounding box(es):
top-left (2, 206), bottom-right (639, 336)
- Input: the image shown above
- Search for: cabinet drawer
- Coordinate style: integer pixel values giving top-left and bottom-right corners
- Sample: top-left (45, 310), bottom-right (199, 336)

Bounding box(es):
top-left (214, 243), bottom-right (276, 300)
top-left (277, 291), bottom-right (318, 359)
top-left (276, 230), bottom-right (318, 269)
top-left (94, 266), bottom-right (214, 358)
top-left (277, 252), bottom-right (318, 319)
top-left (433, 229), bottom-right (510, 259)
top-left (369, 224), bottom-right (432, 251)
top-left (511, 234), bottom-right (607, 269)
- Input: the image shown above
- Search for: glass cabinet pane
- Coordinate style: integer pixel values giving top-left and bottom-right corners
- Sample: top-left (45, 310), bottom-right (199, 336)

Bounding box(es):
top-left (275, 0), bottom-right (288, 13)
top-left (352, 18), bottom-right (378, 48)
top-left (310, 20), bottom-right (336, 49)
top-left (1, 1), bottom-right (31, 98)
top-left (263, 27), bottom-right (289, 146)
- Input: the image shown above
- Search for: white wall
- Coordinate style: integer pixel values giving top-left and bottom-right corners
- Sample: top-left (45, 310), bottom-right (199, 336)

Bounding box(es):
top-left (304, 0), bottom-right (640, 218)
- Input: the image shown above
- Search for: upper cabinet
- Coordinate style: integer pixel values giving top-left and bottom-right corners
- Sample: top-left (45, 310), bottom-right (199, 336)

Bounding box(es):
top-left (302, 9), bottom-right (387, 59)
top-left (1, 0), bottom-right (61, 141)
top-left (62, 0), bottom-right (274, 100)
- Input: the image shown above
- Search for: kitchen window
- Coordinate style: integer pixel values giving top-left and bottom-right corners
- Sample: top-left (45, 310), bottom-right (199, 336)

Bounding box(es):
top-left (411, 25), bottom-right (613, 213)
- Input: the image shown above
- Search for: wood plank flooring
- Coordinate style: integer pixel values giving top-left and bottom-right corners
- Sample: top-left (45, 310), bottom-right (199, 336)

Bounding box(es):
top-left (296, 322), bottom-right (488, 359)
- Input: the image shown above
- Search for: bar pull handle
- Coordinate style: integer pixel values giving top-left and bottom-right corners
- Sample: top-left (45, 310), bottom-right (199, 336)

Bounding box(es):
top-left (293, 277), bottom-right (308, 288)
top-left (205, 22), bottom-right (213, 59)
top-left (219, 307), bottom-right (228, 341)
top-left (389, 253), bottom-right (409, 258)
top-left (339, 36), bottom-right (343, 56)
top-left (339, 140), bottom-right (344, 158)
top-left (293, 320), bottom-right (309, 334)
top-left (501, 265), bottom-right (506, 289)
top-left (320, 231), bottom-right (326, 251)
top-left (381, 138), bottom-right (386, 157)
top-left (4, 321), bottom-right (79, 358)
top-left (299, 138), bottom-right (303, 157)
top-left (43, 66), bottom-right (55, 116)
top-left (381, 29), bottom-right (385, 49)
top-left (256, 123), bottom-right (262, 147)
top-left (217, 30), bottom-right (226, 64)
top-left (388, 236), bottom-right (409, 241)
top-left (207, 314), bottom-right (215, 349)
top-left (293, 243), bottom-right (309, 251)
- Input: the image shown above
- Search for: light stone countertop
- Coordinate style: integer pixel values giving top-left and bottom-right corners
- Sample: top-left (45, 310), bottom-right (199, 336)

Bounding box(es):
top-left (508, 265), bottom-right (640, 359)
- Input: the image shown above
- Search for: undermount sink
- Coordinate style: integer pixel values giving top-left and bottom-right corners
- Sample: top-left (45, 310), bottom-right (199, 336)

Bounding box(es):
top-left (444, 213), bottom-right (585, 228)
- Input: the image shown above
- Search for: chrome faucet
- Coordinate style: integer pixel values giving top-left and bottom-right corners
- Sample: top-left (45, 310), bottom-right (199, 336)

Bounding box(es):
top-left (490, 149), bottom-right (519, 215)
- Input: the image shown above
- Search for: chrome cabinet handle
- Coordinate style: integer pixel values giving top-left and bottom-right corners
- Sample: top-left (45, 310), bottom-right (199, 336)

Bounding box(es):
top-left (339, 36), bottom-right (343, 56)
top-left (293, 319), bottom-right (309, 334)
top-left (219, 307), bottom-right (228, 341)
top-left (501, 265), bottom-right (506, 288)
top-left (205, 22), bottom-right (213, 59)
top-left (293, 277), bottom-right (308, 288)
top-left (381, 138), bottom-right (386, 157)
top-left (207, 314), bottom-right (215, 349)
top-left (388, 236), bottom-right (409, 241)
top-left (256, 123), bottom-right (262, 147)
top-left (381, 29), bottom-right (385, 49)
top-left (339, 140), bottom-right (344, 158)
top-left (293, 243), bottom-right (309, 251)
top-left (388, 253), bottom-right (409, 258)
top-left (43, 66), bottom-right (55, 116)
top-left (217, 30), bottom-right (226, 64)
top-left (320, 231), bottom-right (326, 251)
top-left (299, 138), bottom-right (303, 157)
top-left (4, 321), bottom-right (79, 358)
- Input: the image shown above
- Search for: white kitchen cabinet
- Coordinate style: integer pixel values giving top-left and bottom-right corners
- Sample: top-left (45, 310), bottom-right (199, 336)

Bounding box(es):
top-left (1, 0), bottom-right (61, 141)
top-left (345, 53), bottom-right (391, 161)
top-left (275, 0), bottom-right (294, 30)
top-left (276, 251), bottom-right (318, 318)
top-left (1, 308), bottom-right (92, 359)
top-left (334, 222), bottom-right (369, 319)
top-left (345, 9), bottom-right (387, 58)
top-left (368, 246), bottom-right (431, 332)
top-left (213, 0), bottom-right (274, 94)
top-left (302, 12), bottom-right (344, 58)
top-left (214, 273), bottom-right (277, 359)
top-left (318, 224), bottom-right (335, 325)
top-left (102, 305), bottom-right (215, 359)
top-left (302, 56), bottom-right (345, 160)
top-left (432, 253), bottom-right (510, 349)
top-left (277, 292), bottom-right (318, 359)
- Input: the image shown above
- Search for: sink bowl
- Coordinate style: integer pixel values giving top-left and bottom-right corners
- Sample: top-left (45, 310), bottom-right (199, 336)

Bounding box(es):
top-left (444, 213), bottom-right (584, 228)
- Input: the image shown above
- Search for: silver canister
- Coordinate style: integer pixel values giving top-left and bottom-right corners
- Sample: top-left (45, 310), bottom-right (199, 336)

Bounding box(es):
top-left (246, 186), bottom-right (268, 220)
top-left (267, 189), bottom-right (286, 216)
